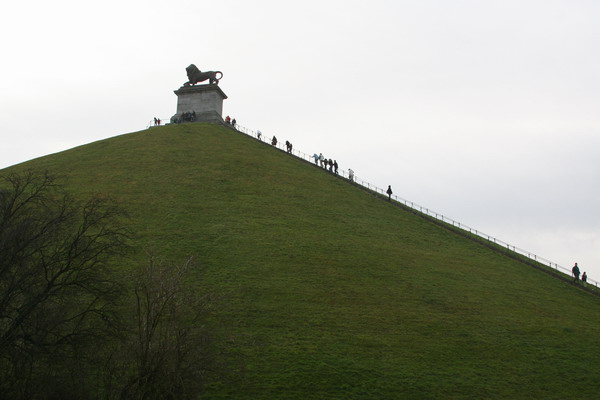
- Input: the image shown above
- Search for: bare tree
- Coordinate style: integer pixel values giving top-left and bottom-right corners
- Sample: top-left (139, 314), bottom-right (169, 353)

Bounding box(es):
top-left (0, 170), bottom-right (128, 399)
top-left (121, 255), bottom-right (213, 400)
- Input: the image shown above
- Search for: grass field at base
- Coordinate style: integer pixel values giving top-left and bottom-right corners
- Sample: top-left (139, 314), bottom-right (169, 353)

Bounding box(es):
top-left (7, 123), bottom-right (600, 399)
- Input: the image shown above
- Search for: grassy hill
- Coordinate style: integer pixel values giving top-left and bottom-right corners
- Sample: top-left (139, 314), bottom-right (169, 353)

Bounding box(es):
top-left (5, 123), bottom-right (600, 399)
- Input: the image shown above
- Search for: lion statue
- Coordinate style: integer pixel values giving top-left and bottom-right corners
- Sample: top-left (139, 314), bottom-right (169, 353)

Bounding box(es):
top-left (184, 64), bottom-right (223, 86)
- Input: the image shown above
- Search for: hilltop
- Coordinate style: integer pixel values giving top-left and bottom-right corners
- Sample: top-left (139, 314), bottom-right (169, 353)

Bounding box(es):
top-left (5, 123), bottom-right (600, 399)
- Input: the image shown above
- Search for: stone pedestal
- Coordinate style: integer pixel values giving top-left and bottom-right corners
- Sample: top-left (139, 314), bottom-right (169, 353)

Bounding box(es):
top-left (171, 84), bottom-right (228, 124)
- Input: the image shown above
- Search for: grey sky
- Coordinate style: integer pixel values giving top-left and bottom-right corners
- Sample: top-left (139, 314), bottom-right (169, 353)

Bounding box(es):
top-left (2, 0), bottom-right (599, 279)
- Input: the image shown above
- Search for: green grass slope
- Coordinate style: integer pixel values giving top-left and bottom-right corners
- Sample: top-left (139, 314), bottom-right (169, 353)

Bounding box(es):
top-left (6, 123), bottom-right (600, 399)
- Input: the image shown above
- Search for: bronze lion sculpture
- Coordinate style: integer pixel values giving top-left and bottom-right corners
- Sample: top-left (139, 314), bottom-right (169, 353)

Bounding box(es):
top-left (184, 64), bottom-right (223, 86)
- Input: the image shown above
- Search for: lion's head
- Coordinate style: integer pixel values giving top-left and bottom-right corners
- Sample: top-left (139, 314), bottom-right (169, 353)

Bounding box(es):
top-left (186, 64), bottom-right (201, 82)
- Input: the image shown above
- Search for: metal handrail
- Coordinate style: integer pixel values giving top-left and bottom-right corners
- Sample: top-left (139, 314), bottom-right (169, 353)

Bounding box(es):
top-left (226, 122), bottom-right (598, 289)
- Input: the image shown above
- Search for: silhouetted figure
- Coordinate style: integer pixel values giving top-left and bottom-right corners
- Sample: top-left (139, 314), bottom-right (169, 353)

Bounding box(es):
top-left (232, 118), bottom-right (237, 128)
top-left (272, 136), bottom-right (278, 146)
top-left (257, 130), bottom-right (262, 141)
top-left (572, 263), bottom-right (581, 282)
top-left (334, 160), bottom-right (338, 174)
top-left (582, 271), bottom-right (588, 286)
top-left (225, 115), bottom-right (231, 124)
top-left (157, 118), bottom-right (161, 125)
top-left (154, 117), bottom-right (158, 126)
top-left (386, 185), bottom-right (393, 201)
top-left (328, 159), bottom-right (333, 172)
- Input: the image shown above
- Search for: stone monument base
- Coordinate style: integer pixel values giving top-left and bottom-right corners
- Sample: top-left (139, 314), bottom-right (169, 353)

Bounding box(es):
top-left (171, 84), bottom-right (228, 124)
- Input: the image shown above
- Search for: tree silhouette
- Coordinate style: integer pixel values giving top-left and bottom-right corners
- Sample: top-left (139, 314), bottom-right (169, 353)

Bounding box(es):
top-left (0, 170), bottom-right (128, 398)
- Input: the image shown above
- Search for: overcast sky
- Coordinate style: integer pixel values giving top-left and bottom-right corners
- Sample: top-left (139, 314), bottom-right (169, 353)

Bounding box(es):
top-left (2, 0), bottom-right (599, 280)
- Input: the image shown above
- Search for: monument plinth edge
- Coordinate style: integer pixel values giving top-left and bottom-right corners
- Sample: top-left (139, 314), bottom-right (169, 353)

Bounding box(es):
top-left (173, 84), bottom-right (228, 99)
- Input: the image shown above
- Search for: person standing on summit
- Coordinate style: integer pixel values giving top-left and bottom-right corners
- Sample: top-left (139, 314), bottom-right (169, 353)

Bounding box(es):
top-left (386, 185), bottom-right (393, 202)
